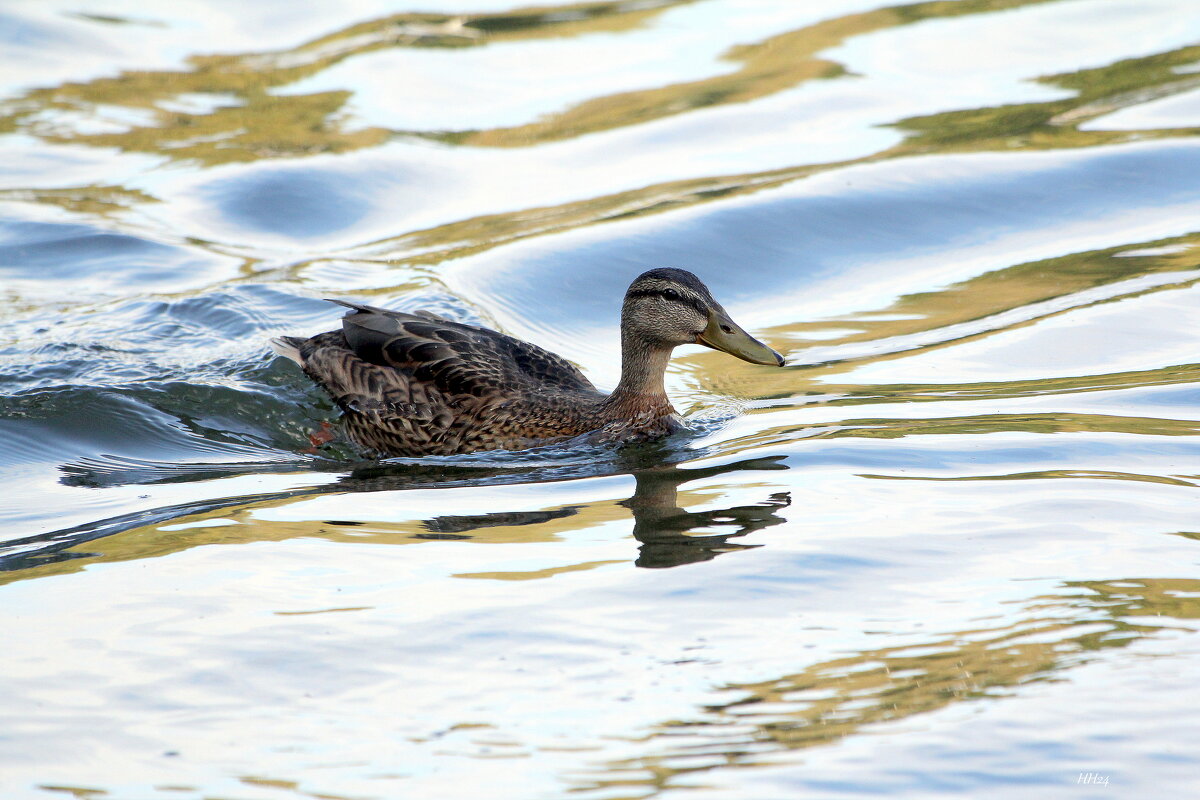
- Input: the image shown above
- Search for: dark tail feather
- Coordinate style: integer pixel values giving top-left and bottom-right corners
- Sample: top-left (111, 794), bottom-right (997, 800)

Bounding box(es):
top-left (325, 298), bottom-right (447, 324)
top-left (325, 298), bottom-right (393, 315)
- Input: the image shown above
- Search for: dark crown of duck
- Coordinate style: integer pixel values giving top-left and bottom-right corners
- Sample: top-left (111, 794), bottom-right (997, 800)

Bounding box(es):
top-left (273, 267), bottom-right (784, 456)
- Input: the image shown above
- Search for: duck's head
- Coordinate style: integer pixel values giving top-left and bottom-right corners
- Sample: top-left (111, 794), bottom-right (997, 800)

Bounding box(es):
top-left (621, 268), bottom-right (785, 367)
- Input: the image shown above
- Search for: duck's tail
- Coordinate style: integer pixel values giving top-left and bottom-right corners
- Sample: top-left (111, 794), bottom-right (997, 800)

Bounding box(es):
top-left (270, 335), bottom-right (306, 366)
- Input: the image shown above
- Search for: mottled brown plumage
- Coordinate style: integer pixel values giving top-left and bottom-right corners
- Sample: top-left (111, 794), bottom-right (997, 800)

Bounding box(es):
top-left (273, 268), bottom-right (784, 456)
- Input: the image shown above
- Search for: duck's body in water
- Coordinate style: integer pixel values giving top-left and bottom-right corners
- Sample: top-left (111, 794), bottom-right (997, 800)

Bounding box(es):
top-left (272, 268), bottom-right (784, 457)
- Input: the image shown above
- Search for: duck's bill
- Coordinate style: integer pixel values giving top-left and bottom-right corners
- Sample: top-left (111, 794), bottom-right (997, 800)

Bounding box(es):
top-left (697, 312), bottom-right (785, 367)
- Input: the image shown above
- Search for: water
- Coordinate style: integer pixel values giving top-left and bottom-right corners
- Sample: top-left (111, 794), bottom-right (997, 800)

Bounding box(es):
top-left (2, 0), bottom-right (1199, 797)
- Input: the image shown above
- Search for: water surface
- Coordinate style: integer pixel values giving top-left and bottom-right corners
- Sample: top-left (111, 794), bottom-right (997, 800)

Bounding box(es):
top-left (2, 1), bottom-right (1200, 797)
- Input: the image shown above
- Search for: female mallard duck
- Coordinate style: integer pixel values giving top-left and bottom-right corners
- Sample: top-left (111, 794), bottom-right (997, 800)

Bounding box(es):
top-left (273, 268), bottom-right (783, 456)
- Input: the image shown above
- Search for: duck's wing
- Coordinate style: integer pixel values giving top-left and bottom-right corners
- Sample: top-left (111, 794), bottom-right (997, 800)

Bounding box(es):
top-left (331, 299), bottom-right (597, 397)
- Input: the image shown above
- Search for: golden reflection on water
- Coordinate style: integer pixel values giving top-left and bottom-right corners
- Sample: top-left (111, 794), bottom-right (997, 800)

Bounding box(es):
top-left (1, 0), bottom-right (1195, 245)
top-left (578, 576), bottom-right (1197, 796)
top-left (11, 0), bottom-right (1194, 166)
top-left (677, 231), bottom-right (1200, 438)
top-left (0, 0), bottom-right (698, 166)
top-left (732, 408), bottom-right (1200, 446)
top-left (319, 33), bottom-right (1200, 271)
top-left (1, 0), bottom-right (1197, 422)
top-left (783, 234), bottom-right (1200, 353)
top-left (2, 456), bottom-right (790, 586)
top-left (0, 1), bottom-right (691, 164)
top-left (866, 469), bottom-right (1198, 488)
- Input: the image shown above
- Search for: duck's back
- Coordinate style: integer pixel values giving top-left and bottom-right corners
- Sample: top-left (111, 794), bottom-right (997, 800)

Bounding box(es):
top-left (281, 302), bottom-right (608, 455)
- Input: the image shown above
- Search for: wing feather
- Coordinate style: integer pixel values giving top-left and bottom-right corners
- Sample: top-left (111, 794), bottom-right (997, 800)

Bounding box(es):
top-left (288, 302), bottom-right (601, 454)
top-left (336, 302), bottom-right (596, 396)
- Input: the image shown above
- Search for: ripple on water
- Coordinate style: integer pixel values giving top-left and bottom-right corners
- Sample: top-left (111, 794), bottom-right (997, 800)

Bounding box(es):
top-left (0, 217), bottom-right (240, 297)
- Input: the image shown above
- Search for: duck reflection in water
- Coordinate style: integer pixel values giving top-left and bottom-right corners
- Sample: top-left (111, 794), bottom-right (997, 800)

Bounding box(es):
top-left (414, 455), bottom-right (790, 569)
top-left (33, 452), bottom-right (788, 573)
top-left (624, 456), bottom-right (790, 568)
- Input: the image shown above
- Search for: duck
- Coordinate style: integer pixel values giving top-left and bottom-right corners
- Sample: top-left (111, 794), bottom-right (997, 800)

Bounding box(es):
top-left (272, 268), bottom-right (784, 456)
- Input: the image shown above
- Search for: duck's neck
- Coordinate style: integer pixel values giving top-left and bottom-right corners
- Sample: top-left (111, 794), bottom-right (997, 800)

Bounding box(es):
top-left (603, 332), bottom-right (675, 417)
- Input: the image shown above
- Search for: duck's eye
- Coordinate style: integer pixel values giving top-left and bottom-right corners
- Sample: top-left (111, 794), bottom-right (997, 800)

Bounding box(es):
top-left (661, 288), bottom-right (680, 301)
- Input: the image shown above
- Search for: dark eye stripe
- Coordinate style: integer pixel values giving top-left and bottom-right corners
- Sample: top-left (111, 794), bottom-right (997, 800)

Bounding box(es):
top-left (627, 287), bottom-right (708, 315)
